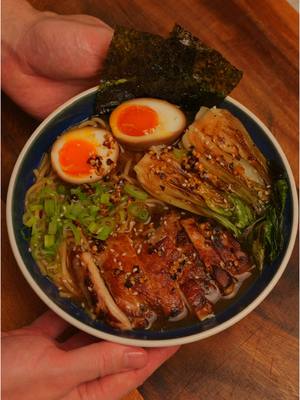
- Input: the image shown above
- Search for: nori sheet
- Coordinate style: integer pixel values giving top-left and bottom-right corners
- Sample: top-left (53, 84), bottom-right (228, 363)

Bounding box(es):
top-left (95, 25), bottom-right (242, 114)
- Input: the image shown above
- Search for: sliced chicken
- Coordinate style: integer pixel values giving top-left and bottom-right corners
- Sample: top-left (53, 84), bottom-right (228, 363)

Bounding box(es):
top-left (80, 252), bottom-right (132, 330)
top-left (140, 245), bottom-right (188, 321)
top-left (208, 224), bottom-right (253, 275)
top-left (147, 213), bottom-right (213, 320)
top-left (67, 213), bottom-right (252, 330)
top-left (69, 248), bottom-right (106, 314)
top-left (175, 228), bottom-right (214, 320)
top-left (181, 218), bottom-right (236, 296)
top-left (99, 234), bottom-right (157, 329)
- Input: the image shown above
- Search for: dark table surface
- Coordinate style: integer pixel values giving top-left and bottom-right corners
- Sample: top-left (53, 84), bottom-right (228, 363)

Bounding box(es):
top-left (2, 1), bottom-right (298, 399)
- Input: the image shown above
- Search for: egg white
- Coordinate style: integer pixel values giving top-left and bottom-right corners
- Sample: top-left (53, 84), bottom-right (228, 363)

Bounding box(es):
top-left (51, 127), bottom-right (119, 184)
top-left (109, 98), bottom-right (186, 150)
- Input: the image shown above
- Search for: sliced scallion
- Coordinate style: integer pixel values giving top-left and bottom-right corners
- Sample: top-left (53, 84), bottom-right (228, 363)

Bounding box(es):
top-left (97, 225), bottom-right (114, 240)
top-left (124, 183), bottom-right (148, 200)
top-left (64, 222), bottom-right (81, 244)
top-left (128, 203), bottom-right (150, 222)
top-left (48, 219), bottom-right (58, 235)
top-left (44, 199), bottom-right (56, 216)
top-left (44, 234), bottom-right (55, 248)
top-left (100, 193), bottom-right (110, 205)
top-left (88, 221), bottom-right (100, 234)
top-left (23, 216), bottom-right (37, 228)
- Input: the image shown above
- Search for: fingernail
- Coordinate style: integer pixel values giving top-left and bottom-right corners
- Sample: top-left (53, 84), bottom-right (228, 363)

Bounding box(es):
top-left (124, 350), bottom-right (148, 369)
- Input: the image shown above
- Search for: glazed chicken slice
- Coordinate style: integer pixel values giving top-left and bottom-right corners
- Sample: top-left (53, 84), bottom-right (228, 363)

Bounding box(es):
top-left (69, 247), bottom-right (105, 314)
top-left (132, 213), bottom-right (187, 321)
top-left (139, 246), bottom-right (187, 321)
top-left (181, 218), bottom-right (237, 296)
top-left (175, 228), bottom-right (214, 320)
top-left (146, 213), bottom-right (214, 320)
top-left (67, 213), bottom-right (252, 329)
top-left (69, 247), bottom-right (132, 330)
top-left (98, 234), bottom-right (157, 329)
top-left (208, 224), bottom-right (253, 275)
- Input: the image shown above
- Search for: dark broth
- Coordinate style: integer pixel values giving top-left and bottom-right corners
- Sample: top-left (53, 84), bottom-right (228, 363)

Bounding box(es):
top-left (148, 267), bottom-right (258, 332)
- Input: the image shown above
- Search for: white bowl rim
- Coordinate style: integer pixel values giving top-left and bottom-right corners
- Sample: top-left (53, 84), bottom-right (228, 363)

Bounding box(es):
top-left (6, 86), bottom-right (299, 347)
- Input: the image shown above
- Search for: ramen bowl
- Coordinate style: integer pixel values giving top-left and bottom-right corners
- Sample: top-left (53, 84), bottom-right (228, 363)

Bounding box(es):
top-left (6, 86), bottom-right (298, 347)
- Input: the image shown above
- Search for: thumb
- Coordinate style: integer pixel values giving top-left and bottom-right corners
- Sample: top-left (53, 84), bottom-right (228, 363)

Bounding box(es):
top-left (21, 14), bottom-right (113, 80)
top-left (62, 341), bottom-right (148, 386)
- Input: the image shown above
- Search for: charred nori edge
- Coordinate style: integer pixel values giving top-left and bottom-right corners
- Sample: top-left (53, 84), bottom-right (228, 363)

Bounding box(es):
top-left (96, 25), bottom-right (243, 114)
top-left (170, 25), bottom-right (243, 97)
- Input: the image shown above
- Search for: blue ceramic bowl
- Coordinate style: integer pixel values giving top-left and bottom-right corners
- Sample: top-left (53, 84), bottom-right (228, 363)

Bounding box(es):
top-left (7, 87), bottom-right (298, 347)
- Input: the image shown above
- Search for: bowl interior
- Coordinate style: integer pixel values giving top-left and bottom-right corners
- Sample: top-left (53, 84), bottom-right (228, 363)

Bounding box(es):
top-left (9, 89), bottom-right (295, 342)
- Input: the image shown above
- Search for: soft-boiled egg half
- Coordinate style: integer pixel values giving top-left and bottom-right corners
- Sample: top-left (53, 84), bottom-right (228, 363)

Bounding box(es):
top-left (51, 127), bottom-right (119, 184)
top-left (109, 98), bottom-right (186, 150)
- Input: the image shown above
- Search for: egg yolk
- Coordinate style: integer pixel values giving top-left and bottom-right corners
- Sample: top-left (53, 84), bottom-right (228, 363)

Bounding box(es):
top-left (59, 139), bottom-right (96, 175)
top-left (117, 105), bottom-right (159, 136)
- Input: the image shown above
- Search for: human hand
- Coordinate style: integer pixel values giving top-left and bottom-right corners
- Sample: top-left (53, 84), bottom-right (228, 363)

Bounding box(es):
top-left (2, 310), bottom-right (179, 400)
top-left (2, 0), bottom-right (113, 119)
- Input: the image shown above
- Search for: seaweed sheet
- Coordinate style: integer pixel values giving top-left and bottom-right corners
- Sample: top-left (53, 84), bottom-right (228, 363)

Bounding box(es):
top-left (96, 25), bottom-right (243, 114)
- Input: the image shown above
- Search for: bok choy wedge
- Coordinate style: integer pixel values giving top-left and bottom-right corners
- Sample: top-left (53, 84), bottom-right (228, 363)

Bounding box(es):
top-left (135, 149), bottom-right (253, 236)
top-left (182, 107), bottom-right (271, 213)
top-left (135, 107), bottom-right (288, 269)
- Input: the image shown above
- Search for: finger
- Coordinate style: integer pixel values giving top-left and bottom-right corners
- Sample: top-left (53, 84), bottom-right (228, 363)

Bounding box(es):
top-left (60, 332), bottom-right (99, 351)
top-left (29, 310), bottom-right (69, 338)
top-left (71, 346), bottom-right (180, 400)
top-left (60, 14), bottom-right (112, 30)
top-left (6, 63), bottom-right (99, 119)
top-left (62, 341), bottom-right (148, 385)
top-left (23, 16), bottom-right (113, 80)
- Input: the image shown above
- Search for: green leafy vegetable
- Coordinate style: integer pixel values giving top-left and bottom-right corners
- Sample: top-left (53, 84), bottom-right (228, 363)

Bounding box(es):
top-left (244, 177), bottom-right (288, 270)
top-left (229, 195), bottom-right (254, 229)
